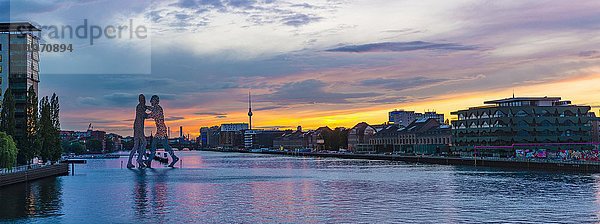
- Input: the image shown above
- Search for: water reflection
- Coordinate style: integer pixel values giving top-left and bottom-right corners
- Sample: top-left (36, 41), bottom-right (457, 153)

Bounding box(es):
top-left (129, 168), bottom-right (173, 223)
top-left (2, 152), bottom-right (600, 223)
top-left (0, 177), bottom-right (63, 220)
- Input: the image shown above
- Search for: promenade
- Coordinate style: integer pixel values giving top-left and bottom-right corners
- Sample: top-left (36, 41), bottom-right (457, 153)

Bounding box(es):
top-left (206, 149), bottom-right (600, 172)
top-left (0, 163), bottom-right (69, 187)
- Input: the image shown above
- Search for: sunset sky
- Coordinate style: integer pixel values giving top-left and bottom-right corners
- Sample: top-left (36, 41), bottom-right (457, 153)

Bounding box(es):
top-left (3, 0), bottom-right (600, 136)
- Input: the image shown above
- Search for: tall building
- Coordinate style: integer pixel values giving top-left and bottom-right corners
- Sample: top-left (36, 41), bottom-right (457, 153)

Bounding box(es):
top-left (220, 123), bottom-right (248, 149)
top-left (591, 111), bottom-right (599, 143)
top-left (0, 23), bottom-right (41, 138)
top-left (422, 111), bottom-right (445, 124)
top-left (451, 97), bottom-right (594, 158)
top-left (389, 110), bottom-right (419, 127)
top-left (221, 123), bottom-right (249, 132)
top-left (389, 109), bottom-right (445, 127)
top-left (200, 126), bottom-right (220, 148)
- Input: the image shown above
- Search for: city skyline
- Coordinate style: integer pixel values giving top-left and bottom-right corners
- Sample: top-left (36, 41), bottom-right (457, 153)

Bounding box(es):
top-left (2, 0), bottom-right (599, 136)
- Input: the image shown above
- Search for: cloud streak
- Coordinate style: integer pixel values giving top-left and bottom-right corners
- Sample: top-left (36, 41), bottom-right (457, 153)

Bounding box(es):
top-left (326, 41), bottom-right (477, 53)
top-left (259, 79), bottom-right (381, 104)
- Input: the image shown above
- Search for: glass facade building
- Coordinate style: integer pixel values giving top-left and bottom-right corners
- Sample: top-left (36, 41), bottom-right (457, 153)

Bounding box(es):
top-left (451, 97), bottom-right (595, 157)
top-left (0, 23), bottom-right (41, 138)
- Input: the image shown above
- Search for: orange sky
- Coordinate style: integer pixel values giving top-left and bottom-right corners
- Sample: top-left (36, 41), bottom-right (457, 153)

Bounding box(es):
top-left (161, 71), bottom-right (600, 137)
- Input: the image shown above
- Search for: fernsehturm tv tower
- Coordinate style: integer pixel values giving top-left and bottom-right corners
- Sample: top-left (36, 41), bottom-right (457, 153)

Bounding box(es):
top-left (248, 91), bottom-right (253, 130)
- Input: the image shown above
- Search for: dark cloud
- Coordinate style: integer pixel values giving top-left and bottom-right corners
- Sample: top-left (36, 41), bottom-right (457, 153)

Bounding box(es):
top-left (290, 3), bottom-right (315, 8)
top-left (194, 112), bottom-right (228, 116)
top-left (226, 0), bottom-right (256, 8)
top-left (258, 79), bottom-right (381, 104)
top-left (165, 116), bottom-right (185, 121)
top-left (360, 76), bottom-right (449, 90)
top-left (281, 13), bottom-right (322, 27)
top-left (215, 115), bottom-right (227, 119)
top-left (578, 50), bottom-right (600, 58)
top-left (174, 0), bottom-right (224, 9)
top-left (156, 0), bottom-right (330, 29)
top-left (75, 92), bottom-right (176, 108)
top-left (254, 105), bottom-right (289, 111)
top-left (326, 41), bottom-right (477, 53)
top-left (364, 96), bottom-right (409, 104)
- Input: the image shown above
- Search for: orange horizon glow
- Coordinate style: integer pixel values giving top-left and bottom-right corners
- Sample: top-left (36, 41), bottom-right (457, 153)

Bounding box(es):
top-left (157, 72), bottom-right (600, 137)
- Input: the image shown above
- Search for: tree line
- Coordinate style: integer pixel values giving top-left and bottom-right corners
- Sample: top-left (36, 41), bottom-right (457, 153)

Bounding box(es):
top-left (0, 87), bottom-right (62, 169)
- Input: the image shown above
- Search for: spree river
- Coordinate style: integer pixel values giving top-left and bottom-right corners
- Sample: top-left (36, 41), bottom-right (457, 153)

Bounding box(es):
top-left (2, 151), bottom-right (600, 223)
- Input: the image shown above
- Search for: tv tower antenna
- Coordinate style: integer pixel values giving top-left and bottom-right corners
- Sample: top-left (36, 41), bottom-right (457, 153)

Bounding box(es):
top-left (248, 91), bottom-right (253, 130)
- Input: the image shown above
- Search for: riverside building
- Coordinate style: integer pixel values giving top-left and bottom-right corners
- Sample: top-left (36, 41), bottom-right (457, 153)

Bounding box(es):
top-left (0, 22), bottom-right (41, 139)
top-left (451, 97), bottom-right (596, 159)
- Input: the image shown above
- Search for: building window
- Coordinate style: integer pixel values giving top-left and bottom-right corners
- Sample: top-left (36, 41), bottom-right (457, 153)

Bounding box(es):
top-left (0, 54), bottom-right (2, 62)
top-left (0, 65), bottom-right (2, 73)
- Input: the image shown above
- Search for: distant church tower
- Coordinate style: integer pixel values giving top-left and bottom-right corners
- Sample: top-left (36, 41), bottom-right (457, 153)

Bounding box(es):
top-left (248, 91), bottom-right (253, 130)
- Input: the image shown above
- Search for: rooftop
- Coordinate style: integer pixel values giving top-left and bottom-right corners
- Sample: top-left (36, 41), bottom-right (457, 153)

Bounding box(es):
top-left (483, 96), bottom-right (561, 104)
top-left (0, 22), bottom-right (42, 32)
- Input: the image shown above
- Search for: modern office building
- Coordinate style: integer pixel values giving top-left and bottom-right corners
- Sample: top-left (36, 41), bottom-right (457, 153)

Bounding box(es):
top-left (389, 109), bottom-right (445, 126)
top-left (220, 123), bottom-right (249, 132)
top-left (422, 111), bottom-right (445, 124)
top-left (200, 126), bottom-right (220, 148)
top-left (451, 97), bottom-right (595, 158)
top-left (591, 112), bottom-right (599, 143)
top-left (0, 22), bottom-right (41, 138)
top-left (389, 110), bottom-right (420, 127)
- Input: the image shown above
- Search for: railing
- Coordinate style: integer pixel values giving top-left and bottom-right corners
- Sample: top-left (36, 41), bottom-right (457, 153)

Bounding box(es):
top-left (0, 164), bottom-right (47, 175)
top-left (474, 156), bottom-right (600, 165)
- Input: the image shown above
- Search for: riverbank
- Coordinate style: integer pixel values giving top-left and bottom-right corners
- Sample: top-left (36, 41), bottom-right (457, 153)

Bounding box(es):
top-left (0, 163), bottom-right (69, 187)
top-left (201, 149), bottom-right (600, 172)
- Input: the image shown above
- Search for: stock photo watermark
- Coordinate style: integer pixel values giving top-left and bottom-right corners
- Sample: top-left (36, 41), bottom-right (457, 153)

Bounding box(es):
top-left (13, 19), bottom-right (149, 53)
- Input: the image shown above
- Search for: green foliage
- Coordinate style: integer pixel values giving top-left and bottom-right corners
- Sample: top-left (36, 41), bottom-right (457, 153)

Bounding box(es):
top-left (0, 131), bottom-right (18, 169)
top-left (17, 86), bottom-right (40, 164)
top-left (62, 141), bottom-right (86, 155)
top-left (49, 93), bottom-right (62, 161)
top-left (105, 138), bottom-right (115, 152)
top-left (39, 97), bottom-right (52, 161)
top-left (85, 139), bottom-right (103, 152)
top-left (39, 95), bottom-right (62, 163)
top-left (1, 88), bottom-right (16, 137)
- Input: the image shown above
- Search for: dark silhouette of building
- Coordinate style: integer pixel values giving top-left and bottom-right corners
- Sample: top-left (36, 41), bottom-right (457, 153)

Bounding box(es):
top-left (451, 96), bottom-right (595, 157)
top-left (348, 122), bottom-right (376, 152)
top-left (0, 22), bottom-right (41, 139)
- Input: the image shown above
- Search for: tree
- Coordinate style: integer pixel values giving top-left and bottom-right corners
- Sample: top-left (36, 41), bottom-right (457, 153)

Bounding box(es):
top-left (105, 138), bottom-right (115, 152)
top-left (0, 131), bottom-right (18, 169)
top-left (85, 139), bottom-right (102, 152)
top-left (50, 93), bottom-right (60, 130)
top-left (39, 97), bottom-right (52, 162)
top-left (38, 95), bottom-right (62, 163)
top-left (49, 93), bottom-right (62, 161)
top-left (62, 141), bottom-right (85, 155)
top-left (0, 88), bottom-right (16, 137)
top-left (18, 86), bottom-right (40, 164)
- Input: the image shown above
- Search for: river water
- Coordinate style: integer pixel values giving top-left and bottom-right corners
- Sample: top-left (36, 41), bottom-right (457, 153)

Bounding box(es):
top-left (1, 151), bottom-right (600, 223)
